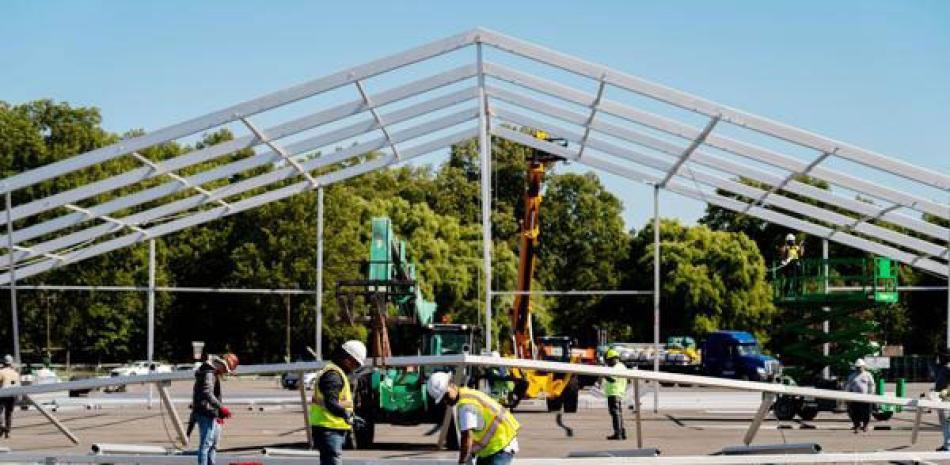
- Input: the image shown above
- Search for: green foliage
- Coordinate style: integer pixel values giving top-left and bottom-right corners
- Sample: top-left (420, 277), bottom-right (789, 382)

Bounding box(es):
top-left (620, 220), bottom-right (777, 343)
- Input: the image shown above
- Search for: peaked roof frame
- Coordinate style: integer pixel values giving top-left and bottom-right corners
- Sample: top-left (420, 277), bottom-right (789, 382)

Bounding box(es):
top-left (0, 27), bottom-right (947, 284)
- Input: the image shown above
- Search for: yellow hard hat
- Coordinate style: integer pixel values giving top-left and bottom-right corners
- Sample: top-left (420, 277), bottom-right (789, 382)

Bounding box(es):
top-left (605, 348), bottom-right (620, 360)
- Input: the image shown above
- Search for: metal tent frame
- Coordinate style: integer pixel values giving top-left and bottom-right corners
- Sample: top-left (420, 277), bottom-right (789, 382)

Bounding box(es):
top-left (1, 28), bottom-right (947, 361)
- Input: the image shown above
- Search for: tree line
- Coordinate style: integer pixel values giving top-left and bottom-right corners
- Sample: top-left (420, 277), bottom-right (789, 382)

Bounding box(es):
top-left (0, 100), bottom-right (943, 366)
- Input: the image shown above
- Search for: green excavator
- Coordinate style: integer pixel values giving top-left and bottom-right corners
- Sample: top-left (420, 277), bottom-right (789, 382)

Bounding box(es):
top-left (336, 217), bottom-right (477, 449)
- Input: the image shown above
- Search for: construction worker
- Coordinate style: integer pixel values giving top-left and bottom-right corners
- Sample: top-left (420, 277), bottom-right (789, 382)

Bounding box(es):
top-left (602, 348), bottom-right (628, 440)
top-left (845, 358), bottom-right (874, 433)
top-left (0, 355), bottom-right (18, 438)
top-left (778, 233), bottom-right (805, 295)
top-left (191, 353), bottom-right (239, 465)
top-left (427, 371), bottom-right (521, 465)
top-left (310, 340), bottom-right (367, 465)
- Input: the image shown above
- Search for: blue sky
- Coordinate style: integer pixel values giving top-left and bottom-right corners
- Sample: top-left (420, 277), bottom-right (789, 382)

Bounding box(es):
top-left (2, 0), bottom-right (947, 229)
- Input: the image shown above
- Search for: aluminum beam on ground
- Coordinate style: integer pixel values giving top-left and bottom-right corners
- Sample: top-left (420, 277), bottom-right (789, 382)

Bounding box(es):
top-left (0, 109), bottom-right (478, 270)
top-left (485, 62), bottom-right (948, 219)
top-left (0, 84), bottom-right (478, 254)
top-left (478, 28), bottom-right (949, 190)
top-left (0, 29), bottom-right (480, 193)
top-left (491, 107), bottom-right (948, 261)
top-left (0, 127), bottom-right (478, 284)
top-left (487, 84), bottom-right (947, 241)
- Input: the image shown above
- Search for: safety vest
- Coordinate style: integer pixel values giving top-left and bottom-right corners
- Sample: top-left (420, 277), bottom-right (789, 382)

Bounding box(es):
top-left (603, 362), bottom-right (628, 397)
top-left (785, 245), bottom-right (801, 260)
top-left (455, 387), bottom-right (520, 458)
top-left (309, 362), bottom-right (353, 430)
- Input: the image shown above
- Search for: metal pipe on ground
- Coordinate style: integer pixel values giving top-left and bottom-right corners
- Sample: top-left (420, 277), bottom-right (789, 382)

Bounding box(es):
top-left (715, 443), bottom-right (821, 455)
top-left (90, 444), bottom-right (169, 455)
top-left (261, 448), bottom-right (321, 457)
top-left (567, 448), bottom-right (660, 458)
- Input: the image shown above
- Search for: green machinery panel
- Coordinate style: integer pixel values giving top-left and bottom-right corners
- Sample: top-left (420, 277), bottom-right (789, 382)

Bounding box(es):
top-left (369, 217), bottom-right (436, 325)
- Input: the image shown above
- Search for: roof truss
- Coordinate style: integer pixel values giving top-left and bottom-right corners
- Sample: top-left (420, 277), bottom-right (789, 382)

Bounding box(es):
top-left (0, 27), bottom-right (946, 283)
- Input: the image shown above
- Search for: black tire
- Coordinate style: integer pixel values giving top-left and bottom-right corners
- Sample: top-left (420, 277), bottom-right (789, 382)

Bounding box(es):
top-left (872, 410), bottom-right (894, 422)
top-left (798, 405), bottom-right (819, 421)
top-left (773, 397), bottom-right (798, 421)
top-left (563, 377), bottom-right (579, 414)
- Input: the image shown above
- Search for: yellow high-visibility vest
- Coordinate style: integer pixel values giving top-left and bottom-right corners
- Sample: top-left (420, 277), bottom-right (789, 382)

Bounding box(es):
top-left (603, 362), bottom-right (628, 397)
top-left (309, 362), bottom-right (353, 430)
top-left (455, 387), bottom-right (520, 458)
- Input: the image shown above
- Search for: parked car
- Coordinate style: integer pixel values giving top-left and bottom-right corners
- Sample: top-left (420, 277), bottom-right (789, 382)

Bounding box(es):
top-left (20, 367), bottom-right (61, 386)
top-left (110, 361), bottom-right (173, 377)
top-left (281, 371), bottom-right (317, 390)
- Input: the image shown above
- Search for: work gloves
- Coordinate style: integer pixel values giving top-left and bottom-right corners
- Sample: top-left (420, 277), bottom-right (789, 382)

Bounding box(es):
top-left (347, 414), bottom-right (367, 429)
top-left (219, 406), bottom-right (232, 419)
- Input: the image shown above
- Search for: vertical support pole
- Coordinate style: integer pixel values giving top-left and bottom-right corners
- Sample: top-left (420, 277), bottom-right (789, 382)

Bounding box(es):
top-left (911, 400), bottom-right (924, 444)
top-left (652, 184), bottom-right (660, 413)
top-left (477, 41), bottom-right (493, 352)
top-left (315, 187), bottom-right (324, 360)
top-left (743, 393), bottom-right (776, 446)
top-left (298, 371), bottom-right (313, 448)
top-left (156, 382), bottom-right (188, 446)
top-left (147, 239), bottom-right (156, 408)
top-left (633, 378), bottom-right (643, 448)
top-left (822, 238), bottom-right (830, 380)
top-left (25, 395), bottom-right (79, 444)
top-left (5, 191), bottom-right (20, 364)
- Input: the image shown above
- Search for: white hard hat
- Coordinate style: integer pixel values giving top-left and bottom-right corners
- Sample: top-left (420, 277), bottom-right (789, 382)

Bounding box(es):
top-left (341, 340), bottom-right (367, 367)
top-left (490, 351), bottom-right (501, 358)
top-left (785, 233), bottom-right (796, 242)
top-left (854, 358), bottom-right (867, 368)
top-left (426, 371), bottom-right (452, 404)
top-left (2, 355), bottom-right (12, 366)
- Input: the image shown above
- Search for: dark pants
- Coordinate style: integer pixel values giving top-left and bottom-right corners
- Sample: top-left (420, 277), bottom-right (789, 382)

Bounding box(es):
top-left (312, 426), bottom-right (346, 465)
top-left (608, 395), bottom-right (625, 437)
top-left (848, 402), bottom-right (871, 429)
top-left (0, 397), bottom-right (12, 435)
top-left (476, 450), bottom-right (515, 465)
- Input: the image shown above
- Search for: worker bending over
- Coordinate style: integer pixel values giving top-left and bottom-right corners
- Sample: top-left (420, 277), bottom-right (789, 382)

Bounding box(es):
top-left (309, 340), bottom-right (367, 465)
top-left (602, 349), bottom-right (628, 440)
top-left (427, 371), bottom-right (521, 465)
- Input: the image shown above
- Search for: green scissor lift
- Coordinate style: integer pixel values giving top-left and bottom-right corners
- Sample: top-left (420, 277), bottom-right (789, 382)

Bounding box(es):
top-left (771, 256), bottom-right (902, 421)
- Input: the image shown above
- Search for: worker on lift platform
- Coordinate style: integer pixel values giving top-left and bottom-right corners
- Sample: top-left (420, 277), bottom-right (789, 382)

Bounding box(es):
top-left (778, 233), bottom-right (805, 295)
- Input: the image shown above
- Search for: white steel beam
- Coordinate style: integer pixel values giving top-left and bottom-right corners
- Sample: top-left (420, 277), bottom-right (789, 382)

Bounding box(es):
top-left (485, 62), bottom-right (948, 219)
top-left (0, 108), bottom-right (478, 269)
top-left (477, 28), bottom-right (950, 190)
top-left (0, 65), bottom-right (477, 225)
top-left (576, 73), bottom-right (607, 160)
top-left (491, 126), bottom-right (948, 276)
top-left (354, 80), bottom-right (402, 160)
top-left (240, 117), bottom-right (319, 188)
top-left (130, 152), bottom-right (232, 210)
top-left (0, 85), bottom-right (478, 254)
top-left (0, 29), bottom-right (480, 193)
top-left (0, 127), bottom-right (478, 284)
top-left (487, 84), bottom-right (947, 241)
top-left (658, 115), bottom-right (720, 188)
top-left (492, 107), bottom-right (948, 262)
top-left (743, 150), bottom-right (833, 213)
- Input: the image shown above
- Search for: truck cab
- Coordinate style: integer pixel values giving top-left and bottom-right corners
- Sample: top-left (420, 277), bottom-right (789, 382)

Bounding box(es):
top-left (701, 331), bottom-right (781, 381)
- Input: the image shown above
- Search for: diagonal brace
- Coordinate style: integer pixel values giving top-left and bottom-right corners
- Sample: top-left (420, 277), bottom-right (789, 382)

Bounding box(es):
top-left (64, 204), bottom-right (149, 236)
top-left (240, 117), bottom-right (320, 188)
top-left (130, 152), bottom-right (232, 211)
top-left (659, 115), bottom-right (720, 188)
top-left (743, 392), bottom-right (776, 445)
top-left (577, 74), bottom-right (608, 160)
top-left (355, 80), bottom-right (402, 161)
top-left (744, 149), bottom-right (835, 213)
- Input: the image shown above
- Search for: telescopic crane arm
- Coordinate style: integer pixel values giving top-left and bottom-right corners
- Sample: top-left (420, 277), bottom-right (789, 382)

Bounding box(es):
top-left (511, 131), bottom-right (566, 360)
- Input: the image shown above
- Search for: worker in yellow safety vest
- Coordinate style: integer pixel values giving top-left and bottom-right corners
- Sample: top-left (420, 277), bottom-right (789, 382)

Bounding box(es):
top-left (309, 340), bottom-right (367, 465)
top-left (427, 371), bottom-right (521, 465)
top-left (778, 233), bottom-right (805, 295)
top-left (602, 348), bottom-right (628, 440)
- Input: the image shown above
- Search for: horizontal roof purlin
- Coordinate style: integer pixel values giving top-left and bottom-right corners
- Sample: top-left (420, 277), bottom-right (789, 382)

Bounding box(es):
top-left (0, 27), bottom-right (944, 283)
